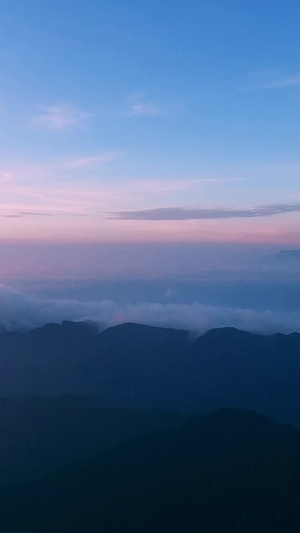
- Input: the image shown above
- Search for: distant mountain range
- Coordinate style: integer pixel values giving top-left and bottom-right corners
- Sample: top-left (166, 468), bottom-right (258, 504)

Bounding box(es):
top-left (1, 320), bottom-right (300, 427)
top-left (267, 249), bottom-right (300, 267)
top-left (273, 250), bottom-right (300, 260)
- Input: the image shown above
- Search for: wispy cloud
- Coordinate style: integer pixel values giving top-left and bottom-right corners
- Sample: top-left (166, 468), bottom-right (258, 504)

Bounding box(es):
top-left (257, 75), bottom-right (300, 90)
top-left (127, 95), bottom-right (160, 116)
top-left (109, 202), bottom-right (300, 220)
top-left (239, 71), bottom-right (300, 92)
top-left (0, 153), bottom-right (242, 222)
top-left (0, 180), bottom-right (113, 218)
top-left (29, 103), bottom-right (93, 130)
top-left (121, 177), bottom-right (241, 194)
top-left (0, 151), bottom-right (119, 187)
top-left (28, 96), bottom-right (161, 130)
top-left (0, 199), bottom-right (94, 217)
top-left (0, 172), bottom-right (13, 182)
top-left (0, 212), bottom-right (53, 218)
top-left (62, 153), bottom-right (119, 169)
top-left (131, 103), bottom-right (160, 116)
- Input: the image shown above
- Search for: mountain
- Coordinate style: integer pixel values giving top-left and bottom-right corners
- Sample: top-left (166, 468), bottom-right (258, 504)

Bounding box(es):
top-left (266, 249), bottom-right (300, 270)
top-left (0, 395), bottom-right (186, 485)
top-left (272, 250), bottom-right (300, 261)
top-left (1, 321), bottom-right (300, 426)
top-left (1, 408), bottom-right (300, 532)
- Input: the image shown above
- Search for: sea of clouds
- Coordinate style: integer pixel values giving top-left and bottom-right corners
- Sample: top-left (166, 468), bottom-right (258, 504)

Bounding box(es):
top-left (0, 283), bottom-right (299, 335)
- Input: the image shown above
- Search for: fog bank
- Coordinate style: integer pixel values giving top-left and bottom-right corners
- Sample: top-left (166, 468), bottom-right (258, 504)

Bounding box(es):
top-left (0, 284), bottom-right (299, 335)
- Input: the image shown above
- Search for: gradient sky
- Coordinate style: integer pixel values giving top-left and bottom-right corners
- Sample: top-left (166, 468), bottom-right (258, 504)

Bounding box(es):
top-left (1, 0), bottom-right (300, 246)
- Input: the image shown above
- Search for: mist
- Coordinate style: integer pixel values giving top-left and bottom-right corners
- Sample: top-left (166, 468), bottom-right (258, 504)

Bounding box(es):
top-left (1, 282), bottom-right (300, 335)
top-left (0, 242), bottom-right (289, 279)
top-left (1, 241), bottom-right (300, 334)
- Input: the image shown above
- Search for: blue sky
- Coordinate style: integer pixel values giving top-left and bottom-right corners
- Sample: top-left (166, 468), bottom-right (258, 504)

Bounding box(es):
top-left (1, 0), bottom-right (300, 245)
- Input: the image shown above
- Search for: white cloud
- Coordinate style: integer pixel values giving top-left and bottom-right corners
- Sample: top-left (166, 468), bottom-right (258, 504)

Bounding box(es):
top-left (127, 94), bottom-right (161, 116)
top-left (0, 284), bottom-right (299, 334)
top-left (131, 103), bottom-right (160, 116)
top-left (29, 103), bottom-right (92, 130)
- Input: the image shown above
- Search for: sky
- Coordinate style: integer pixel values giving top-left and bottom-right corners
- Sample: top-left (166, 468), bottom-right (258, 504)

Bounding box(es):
top-left (1, 1), bottom-right (300, 331)
top-left (1, 0), bottom-right (300, 254)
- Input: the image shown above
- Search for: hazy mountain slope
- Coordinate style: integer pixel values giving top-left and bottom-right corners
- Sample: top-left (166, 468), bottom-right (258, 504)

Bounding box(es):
top-left (0, 395), bottom-right (186, 485)
top-left (1, 408), bottom-right (300, 532)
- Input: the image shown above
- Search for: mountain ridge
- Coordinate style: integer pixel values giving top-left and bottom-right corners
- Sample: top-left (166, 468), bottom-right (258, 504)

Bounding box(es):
top-left (0, 321), bottom-right (300, 426)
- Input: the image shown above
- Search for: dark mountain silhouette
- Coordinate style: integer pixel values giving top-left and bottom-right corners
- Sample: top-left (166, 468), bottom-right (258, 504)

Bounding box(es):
top-left (0, 395), bottom-right (185, 485)
top-left (266, 249), bottom-right (300, 270)
top-left (1, 408), bottom-right (300, 532)
top-left (272, 250), bottom-right (300, 261)
top-left (1, 321), bottom-right (300, 425)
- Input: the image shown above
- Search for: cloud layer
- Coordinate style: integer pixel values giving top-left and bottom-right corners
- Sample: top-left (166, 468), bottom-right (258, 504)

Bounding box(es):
top-left (110, 203), bottom-right (300, 220)
top-left (0, 284), bottom-right (299, 335)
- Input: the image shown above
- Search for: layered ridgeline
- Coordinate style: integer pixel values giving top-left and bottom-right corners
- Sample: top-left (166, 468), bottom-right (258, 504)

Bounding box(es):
top-left (0, 321), bottom-right (300, 425)
top-left (0, 322), bottom-right (300, 531)
top-left (1, 408), bottom-right (300, 532)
